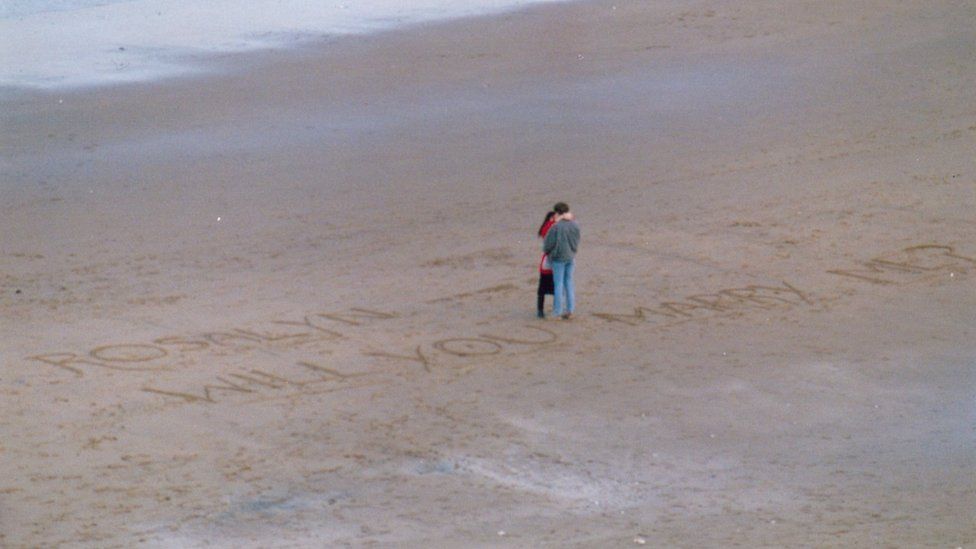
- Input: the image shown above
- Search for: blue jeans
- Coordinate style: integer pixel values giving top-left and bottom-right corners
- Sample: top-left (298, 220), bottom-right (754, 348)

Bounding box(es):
top-left (551, 260), bottom-right (575, 316)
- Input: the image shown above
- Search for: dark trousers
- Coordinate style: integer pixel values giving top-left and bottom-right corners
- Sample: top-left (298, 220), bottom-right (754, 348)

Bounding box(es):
top-left (537, 273), bottom-right (554, 313)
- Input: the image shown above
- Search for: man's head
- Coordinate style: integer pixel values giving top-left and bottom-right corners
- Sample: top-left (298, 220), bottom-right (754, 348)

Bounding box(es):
top-left (553, 202), bottom-right (570, 215)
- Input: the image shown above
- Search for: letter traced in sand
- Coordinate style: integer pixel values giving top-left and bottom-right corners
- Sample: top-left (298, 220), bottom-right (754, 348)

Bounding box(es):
top-left (433, 338), bottom-right (504, 357)
top-left (365, 347), bottom-right (433, 373)
top-left (27, 353), bottom-right (110, 376)
top-left (90, 344), bottom-right (168, 363)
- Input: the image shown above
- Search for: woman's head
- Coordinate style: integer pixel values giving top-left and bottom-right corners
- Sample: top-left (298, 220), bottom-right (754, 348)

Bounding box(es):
top-left (538, 210), bottom-right (556, 236)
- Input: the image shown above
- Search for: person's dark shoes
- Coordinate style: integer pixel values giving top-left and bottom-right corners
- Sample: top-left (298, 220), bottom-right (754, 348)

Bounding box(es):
top-left (537, 310), bottom-right (545, 318)
top-left (561, 312), bottom-right (573, 320)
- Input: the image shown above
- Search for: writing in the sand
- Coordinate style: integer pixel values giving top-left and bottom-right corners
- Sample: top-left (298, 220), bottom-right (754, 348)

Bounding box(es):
top-left (591, 280), bottom-right (814, 327)
top-left (27, 307), bottom-right (396, 376)
top-left (826, 244), bottom-right (975, 285)
top-left (140, 360), bottom-right (375, 404)
top-left (24, 243), bottom-right (972, 405)
top-left (591, 243), bottom-right (974, 327)
top-left (26, 306), bottom-right (559, 405)
top-left (148, 325), bottom-right (555, 404)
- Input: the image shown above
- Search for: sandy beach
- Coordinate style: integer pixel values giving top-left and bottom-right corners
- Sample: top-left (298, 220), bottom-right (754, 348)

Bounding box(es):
top-left (2, 0), bottom-right (975, 546)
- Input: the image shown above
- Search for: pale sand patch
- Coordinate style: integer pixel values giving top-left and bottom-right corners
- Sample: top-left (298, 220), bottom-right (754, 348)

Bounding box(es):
top-left (2, 0), bottom-right (975, 546)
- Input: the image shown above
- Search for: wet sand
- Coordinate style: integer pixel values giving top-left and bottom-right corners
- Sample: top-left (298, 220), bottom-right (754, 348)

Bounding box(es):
top-left (2, 0), bottom-right (975, 546)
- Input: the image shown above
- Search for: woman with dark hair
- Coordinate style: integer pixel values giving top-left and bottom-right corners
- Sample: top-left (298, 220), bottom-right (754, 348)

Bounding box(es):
top-left (536, 210), bottom-right (557, 318)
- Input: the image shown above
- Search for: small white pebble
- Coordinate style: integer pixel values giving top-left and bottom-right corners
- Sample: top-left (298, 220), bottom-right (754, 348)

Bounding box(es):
top-left (497, 530), bottom-right (506, 536)
top-left (709, 434), bottom-right (716, 438)
top-left (770, 520), bottom-right (777, 524)
top-left (217, 217), bottom-right (221, 221)
top-left (634, 536), bottom-right (647, 545)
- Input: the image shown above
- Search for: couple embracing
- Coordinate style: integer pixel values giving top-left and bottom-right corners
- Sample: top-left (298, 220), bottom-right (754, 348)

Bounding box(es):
top-left (536, 202), bottom-right (581, 320)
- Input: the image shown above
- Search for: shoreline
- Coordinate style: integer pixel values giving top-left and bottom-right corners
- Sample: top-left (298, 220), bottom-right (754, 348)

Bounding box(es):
top-left (0, 0), bottom-right (575, 92)
top-left (3, 0), bottom-right (975, 546)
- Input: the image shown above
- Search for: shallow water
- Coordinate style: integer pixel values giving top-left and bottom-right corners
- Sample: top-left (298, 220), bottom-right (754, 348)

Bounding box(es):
top-left (0, 0), bottom-right (568, 89)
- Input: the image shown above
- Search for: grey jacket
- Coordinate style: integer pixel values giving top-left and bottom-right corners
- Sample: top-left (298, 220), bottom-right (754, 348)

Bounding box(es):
top-left (543, 220), bottom-right (581, 262)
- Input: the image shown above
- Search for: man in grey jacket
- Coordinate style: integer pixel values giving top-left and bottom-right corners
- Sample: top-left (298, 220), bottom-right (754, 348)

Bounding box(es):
top-left (542, 202), bottom-right (581, 319)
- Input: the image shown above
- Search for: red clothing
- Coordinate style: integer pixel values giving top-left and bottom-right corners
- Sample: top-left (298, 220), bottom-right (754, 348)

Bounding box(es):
top-left (538, 218), bottom-right (556, 274)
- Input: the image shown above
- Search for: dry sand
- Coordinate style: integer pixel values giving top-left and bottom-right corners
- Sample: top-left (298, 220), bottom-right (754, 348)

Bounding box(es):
top-left (2, 0), bottom-right (975, 546)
